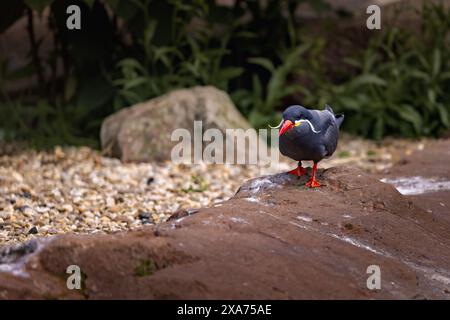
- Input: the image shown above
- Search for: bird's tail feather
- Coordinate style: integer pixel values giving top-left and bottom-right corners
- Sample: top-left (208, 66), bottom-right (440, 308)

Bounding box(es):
top-left (335, 114), bottom-right (344, 128)
top-left (325, 104), bottom-right (334, 114)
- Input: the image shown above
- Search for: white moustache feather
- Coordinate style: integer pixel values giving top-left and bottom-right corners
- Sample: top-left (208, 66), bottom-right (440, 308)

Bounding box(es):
top-left (268, 118), bottom-right (321, 133)
top-left (295, 119), bottom-right (321, 133)
top-left (268, 119), bottom-right (284, 129)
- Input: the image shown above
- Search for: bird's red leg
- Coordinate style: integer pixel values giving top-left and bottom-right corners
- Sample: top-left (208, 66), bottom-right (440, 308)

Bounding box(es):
top-left (287, 162), bottom-right (306, 177)
top-left (305, 162), bottom-right (321, 188)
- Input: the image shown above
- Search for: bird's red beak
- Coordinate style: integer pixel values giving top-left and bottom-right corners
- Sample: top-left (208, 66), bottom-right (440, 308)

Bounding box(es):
top-left (279, 120), bottom-right (294, 136)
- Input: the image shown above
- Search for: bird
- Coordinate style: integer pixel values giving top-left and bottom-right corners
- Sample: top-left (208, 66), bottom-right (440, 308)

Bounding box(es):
top-left (272, 104), bottom-right (344, 188)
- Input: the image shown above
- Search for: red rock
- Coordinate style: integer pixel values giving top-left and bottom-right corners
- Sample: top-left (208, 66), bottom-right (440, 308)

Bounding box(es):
top-left (0, 166), bottom-right (449, 299)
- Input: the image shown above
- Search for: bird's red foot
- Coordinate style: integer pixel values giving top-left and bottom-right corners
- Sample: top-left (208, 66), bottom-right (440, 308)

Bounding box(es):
top-left (288, 166), bottom-right (306, 177)
top-left (305, 178), bottom-right (321, 188)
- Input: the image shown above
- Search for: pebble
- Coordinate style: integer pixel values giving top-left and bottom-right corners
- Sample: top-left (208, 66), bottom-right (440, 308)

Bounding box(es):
top-left (138, 211), bottom-right (152, 220)
top-left (28, 226), bottom-right (38, 234)
top-left (106, 197), bottom-right (115, 207)
top-left (62, 204), bottom-right (73, 212)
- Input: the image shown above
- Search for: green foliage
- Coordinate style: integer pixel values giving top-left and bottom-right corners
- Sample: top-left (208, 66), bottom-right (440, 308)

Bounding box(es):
top-left (134, 259), bottom-right (157, 277)
top-left (112, 1), bottom-right (243, 109)
top-left (232, 43), bottom-right (311, 128)
top-left (0, 95), bottom-right (99, 148)
top-left (1, 0), bottom-right (450, 148)
top-left (301, 2), bottom-right (450, 139)
top-left (181, 174), bottom-right (208, 193)
top-left (1, 0), bottom-right (316, 148)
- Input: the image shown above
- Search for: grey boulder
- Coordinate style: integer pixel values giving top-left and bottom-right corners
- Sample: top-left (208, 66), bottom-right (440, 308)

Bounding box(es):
top-left (100, 86), bottom-right (252, 162)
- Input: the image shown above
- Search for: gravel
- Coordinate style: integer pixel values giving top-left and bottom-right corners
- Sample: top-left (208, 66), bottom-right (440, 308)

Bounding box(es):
top-left (0, 135), bottom-right (427, 245)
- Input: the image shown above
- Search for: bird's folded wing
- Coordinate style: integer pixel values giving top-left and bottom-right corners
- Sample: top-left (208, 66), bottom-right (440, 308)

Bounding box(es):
top-left (322, 121), bottom-right (339, 157)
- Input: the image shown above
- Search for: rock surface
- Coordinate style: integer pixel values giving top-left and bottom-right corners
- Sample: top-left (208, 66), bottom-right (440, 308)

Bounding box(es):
top-left (1, 166), bottom-right (449, 299)
top-left (100, 86), bottom-right (252, 162)
top-left (377, 139), bottom-right (450, 226)
top-left (0, 136), bottom-right (428, 245)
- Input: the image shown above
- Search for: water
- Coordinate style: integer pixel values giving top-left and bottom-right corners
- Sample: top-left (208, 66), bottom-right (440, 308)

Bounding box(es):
top-left (381, 176), bottom-right (450, 195)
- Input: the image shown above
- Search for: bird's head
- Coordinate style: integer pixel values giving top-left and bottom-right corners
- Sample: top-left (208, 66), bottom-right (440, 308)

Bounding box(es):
top-left (278, 105), bottom-right (312, 136)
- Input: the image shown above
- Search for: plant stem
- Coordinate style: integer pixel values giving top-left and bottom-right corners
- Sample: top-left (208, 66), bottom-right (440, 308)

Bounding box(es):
top-left (26, 8), bottom-right (46, 95)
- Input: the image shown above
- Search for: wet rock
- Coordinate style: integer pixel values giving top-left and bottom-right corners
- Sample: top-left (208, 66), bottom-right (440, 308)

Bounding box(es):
top-left (1, 166), bottom-right (449, 299)
top-left (100, 86), bottom-right (253, 162)
top-left (0, 240), bottom-right (39, 264)
top-left (376, 139), bottom-right (450, 226)
top-left (167, 208), bottom-right (199, 221)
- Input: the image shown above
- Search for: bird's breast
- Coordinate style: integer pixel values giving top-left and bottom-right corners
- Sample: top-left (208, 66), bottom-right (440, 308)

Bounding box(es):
top-left (279, 129), bottom-right (324, 162)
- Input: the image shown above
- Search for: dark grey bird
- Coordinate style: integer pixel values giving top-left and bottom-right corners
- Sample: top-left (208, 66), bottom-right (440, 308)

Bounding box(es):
top-left (274, 104), bottom-right (344, 187)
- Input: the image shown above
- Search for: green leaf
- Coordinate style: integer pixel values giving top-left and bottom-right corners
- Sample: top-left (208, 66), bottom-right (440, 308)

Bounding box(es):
top-left (248, 57), bottom-right (275, 73)
top-left (417, 53), bottom-right (429, 70)
top-left (397, 105), bottom-right (422, 134)
top-left (123, 77), bottom-right (148, 90)
top-left (117, 58), bottom-right (147, 74)
top-left (265, 44), bottom-right (310, 108)
top-left (409, 70), bottom-right (430, 82)
top-left (351, 74), bottom-right (387, 87)
top-left (143, 21), bottom-right (157, 50)
top-left (432, 49), bottom-right (441, 78)
top-left (373, 116), bottom-right (384, 140)
top-left (427, 89), bottom-right (436, 105)
top-left (216, 67), bottom-right (243, 82)
top-left (76, 75), bottom-right (114, 110)
top-left (252, 74), bottom-right (262, 103)
top-left (436, 104), bottom-right (450, 127)
top-left (119, 90), bottom-right (144, 105)
top-left (338, 97), bottom-right (361, 111)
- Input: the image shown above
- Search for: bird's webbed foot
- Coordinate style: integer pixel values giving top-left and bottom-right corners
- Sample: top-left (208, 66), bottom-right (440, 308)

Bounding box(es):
top-left (287, 164), bottom-right (306, 176)
top-left (305, 177), bottom-right (321, 188)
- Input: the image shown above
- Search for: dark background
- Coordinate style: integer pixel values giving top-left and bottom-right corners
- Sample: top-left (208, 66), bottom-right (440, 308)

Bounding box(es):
top-left (0, 0), bottom-right (449, 148)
